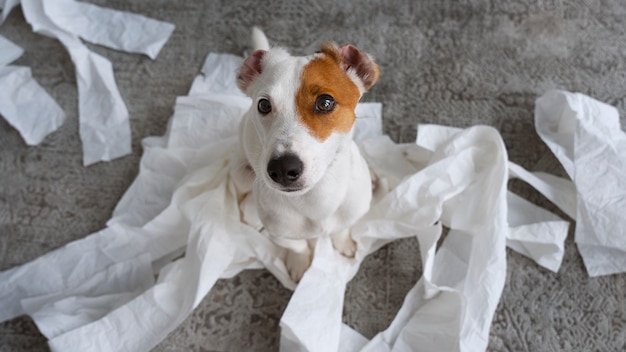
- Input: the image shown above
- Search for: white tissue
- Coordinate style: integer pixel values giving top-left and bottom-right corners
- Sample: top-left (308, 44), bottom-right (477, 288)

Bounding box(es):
top-left (0, 35), bottom-right (23, 65)
top-left (3, 0), bottom-right (174, 165)
top-left (535, 90), bottom-right (626, 276)
top-left (0, 0), bottom-right (20, 23)
top-left (0, 35), bottom-right (65, 145)
top-left (0, 53), bottom-right (622, 352)
top-left (416, 125), bottom-right (572, 273)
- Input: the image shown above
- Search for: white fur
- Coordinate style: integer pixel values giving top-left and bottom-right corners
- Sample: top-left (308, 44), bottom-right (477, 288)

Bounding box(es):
top-left (233, 31), bottom-right (373, 282)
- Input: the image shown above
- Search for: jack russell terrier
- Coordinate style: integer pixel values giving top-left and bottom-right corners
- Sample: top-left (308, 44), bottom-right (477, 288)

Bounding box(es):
top-left (233, 28), bottom-right (379, 282)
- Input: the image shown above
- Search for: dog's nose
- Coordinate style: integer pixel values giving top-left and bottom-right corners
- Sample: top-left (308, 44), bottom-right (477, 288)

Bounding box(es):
top-left (267, 154), bottom-right (303, 187)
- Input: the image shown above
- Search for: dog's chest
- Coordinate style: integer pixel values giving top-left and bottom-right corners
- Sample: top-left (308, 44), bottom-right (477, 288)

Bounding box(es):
top-left (288, 175), bottom-right (348, 220)
top-left (255, 168), bottom-right (351, 239)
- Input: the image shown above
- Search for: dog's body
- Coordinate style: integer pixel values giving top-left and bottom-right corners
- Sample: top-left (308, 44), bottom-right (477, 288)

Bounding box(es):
top-left (234, 28), bottom-right (379, 281)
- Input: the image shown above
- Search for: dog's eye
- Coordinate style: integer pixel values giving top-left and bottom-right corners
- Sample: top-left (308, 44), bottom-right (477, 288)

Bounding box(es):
top-left (258, 98), bottom-right (272, 115)
top-left (314, 95), bottom-right (336, 113)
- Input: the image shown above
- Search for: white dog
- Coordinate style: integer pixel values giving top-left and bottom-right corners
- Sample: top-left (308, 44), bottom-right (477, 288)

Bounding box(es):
top-left (233, 28), bottom-right (379, 282)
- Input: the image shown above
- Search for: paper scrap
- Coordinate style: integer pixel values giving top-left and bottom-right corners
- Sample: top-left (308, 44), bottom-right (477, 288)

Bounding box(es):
top-left (535, 90), bottom-right (626, 276)
top-left (0, 53), bottom-right (622, 352)
top-left (0, 34), bottom-right (23, 65)
top-left (0, 0), bottom-right (20, 23)
top-left (44, 0), bottom-right (174, 60)
top-left (0, 35), bottom-right (65, 145)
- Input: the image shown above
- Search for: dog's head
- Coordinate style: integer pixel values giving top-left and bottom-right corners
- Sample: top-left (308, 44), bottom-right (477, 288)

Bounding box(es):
top-left (237, 43), bottom-right (379, 194)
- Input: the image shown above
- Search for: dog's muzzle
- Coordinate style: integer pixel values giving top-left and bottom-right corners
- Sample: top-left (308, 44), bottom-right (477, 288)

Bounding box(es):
top-left (267, 153), bottom-right (304, 190)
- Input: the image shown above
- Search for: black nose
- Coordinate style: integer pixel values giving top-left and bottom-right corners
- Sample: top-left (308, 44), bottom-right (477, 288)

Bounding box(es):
top-left (267, 153), bottom-right (304, 187)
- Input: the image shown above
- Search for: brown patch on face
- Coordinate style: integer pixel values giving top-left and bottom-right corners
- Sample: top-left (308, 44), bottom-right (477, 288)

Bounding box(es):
top-left (296, 45), bottom-right (362, 141)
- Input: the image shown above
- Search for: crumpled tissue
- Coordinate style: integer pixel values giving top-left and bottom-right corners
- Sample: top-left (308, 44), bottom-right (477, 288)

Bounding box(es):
top-left (0, 35), bottom-right (65, 145)
top-left (0, 0), bottom-right (174, 165)
top-left (0, 0), bottom-right (19, 23)
top-left (535, 90), bottom-right (626, 276)
top-left (0, 53), bottom-right (622, 352)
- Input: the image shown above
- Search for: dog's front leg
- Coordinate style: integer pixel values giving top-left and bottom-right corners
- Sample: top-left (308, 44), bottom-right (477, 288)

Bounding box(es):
top-left (331, 229), bottom-right (357, 258)
top-left (273, 237), bottom-right (311, 282)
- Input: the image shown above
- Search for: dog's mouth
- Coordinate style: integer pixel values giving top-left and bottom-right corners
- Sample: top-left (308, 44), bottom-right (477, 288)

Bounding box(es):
top-left (261, 174), bottom-right (309, 194)
top-left (268, 181), bottom-right (307, 194)
top-left (281, 186), bottom-right (305, 193)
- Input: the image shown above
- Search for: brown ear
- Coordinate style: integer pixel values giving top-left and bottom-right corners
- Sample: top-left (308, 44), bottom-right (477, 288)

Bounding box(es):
top-left (338, 45), bottom-right (379, 92)
top-left (237, 50), bottom-right (266, 93)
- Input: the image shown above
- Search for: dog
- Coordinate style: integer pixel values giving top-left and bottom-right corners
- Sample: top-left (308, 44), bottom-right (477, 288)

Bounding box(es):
top-left (233, 28), bottom-right (379, 282)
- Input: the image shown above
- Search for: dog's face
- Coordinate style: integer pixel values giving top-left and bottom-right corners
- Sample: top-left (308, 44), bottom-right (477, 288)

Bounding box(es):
top-left (237, 43), bottom-right (379, 194)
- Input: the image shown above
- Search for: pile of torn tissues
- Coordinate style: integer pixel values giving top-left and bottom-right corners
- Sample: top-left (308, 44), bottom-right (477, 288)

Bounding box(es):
top-left (1, 51), bottom-right (625, 351)
top-left (0, 0), bottom-right (174, 165)
top-left (1, 10), bottom-right (626, 352)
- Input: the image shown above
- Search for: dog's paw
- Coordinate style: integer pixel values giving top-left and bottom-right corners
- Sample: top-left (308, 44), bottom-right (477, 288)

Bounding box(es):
top-left (332, 230), bottom-right (357, 258)
top-left (286, 249), bottom-right (312, 282)
top-left (337, 237), bottom-right (357, 258)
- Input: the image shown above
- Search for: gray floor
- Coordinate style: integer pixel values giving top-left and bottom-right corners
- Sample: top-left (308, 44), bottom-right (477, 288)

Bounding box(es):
top-left (1, 0), bottom-right (625, 351)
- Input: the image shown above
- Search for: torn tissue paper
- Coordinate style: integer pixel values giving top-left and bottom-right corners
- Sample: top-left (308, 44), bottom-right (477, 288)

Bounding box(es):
top-left (1, 0), bottom-right (174, 165)
top-left (0, 52), bottom-right (623, 352)
top-left (0, 35), bottom-right (65, 145)
top-left (0, 0), bottom-right (20, 24)
top-left (535, 90), bottom-right (626, 276)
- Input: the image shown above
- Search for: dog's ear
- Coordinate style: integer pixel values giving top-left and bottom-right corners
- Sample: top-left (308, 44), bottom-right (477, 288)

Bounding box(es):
top-left (338, 44), bottom-right (379, 92)
top-left (237, 50), bottom-right (266, 93)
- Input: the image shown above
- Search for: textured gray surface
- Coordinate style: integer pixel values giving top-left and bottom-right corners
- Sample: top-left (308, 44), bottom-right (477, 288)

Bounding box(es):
top-left (1, 0), bottom-right (625, 351)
